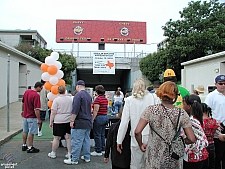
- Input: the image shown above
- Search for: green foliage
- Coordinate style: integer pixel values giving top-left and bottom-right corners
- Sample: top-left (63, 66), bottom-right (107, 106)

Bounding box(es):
top-left (140, 0), bottom-right (225, 82)
top-left (58, 53), bottom-right (77, 85)
top-left (31, 46), bottom-right (53, 62)
top-left (139, 50), bottom-right (167, 82)
top-left (15, 43), bottom-right (77, 86)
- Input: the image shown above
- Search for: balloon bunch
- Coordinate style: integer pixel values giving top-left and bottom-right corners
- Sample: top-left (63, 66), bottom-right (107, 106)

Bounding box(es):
top-left (40, 52), bottom-right (65, 108)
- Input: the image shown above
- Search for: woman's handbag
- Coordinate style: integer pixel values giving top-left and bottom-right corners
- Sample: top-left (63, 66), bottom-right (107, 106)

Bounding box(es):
top-left (150, 107), bottom-right (184, 160)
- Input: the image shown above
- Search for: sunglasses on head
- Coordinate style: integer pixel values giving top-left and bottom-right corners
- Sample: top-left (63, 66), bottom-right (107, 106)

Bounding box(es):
top-left (217, 82), bottom-right (225, 86)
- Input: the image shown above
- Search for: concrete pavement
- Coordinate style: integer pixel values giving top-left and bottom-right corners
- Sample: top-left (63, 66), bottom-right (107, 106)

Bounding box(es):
top-left (0, 101), bottom-right (23, 146)
top-left (0, 139), bottom-right (111, 169)
top-left (0, 101), bottom-right (112, 169)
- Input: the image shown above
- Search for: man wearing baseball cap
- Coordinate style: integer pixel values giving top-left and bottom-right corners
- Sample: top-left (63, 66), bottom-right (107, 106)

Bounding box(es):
top-left (64, 80), bottom-right (92, 165)
top-left (22, 81), bottom-right (43, 153)
top-left (205, 75), bottom-right (225, 169)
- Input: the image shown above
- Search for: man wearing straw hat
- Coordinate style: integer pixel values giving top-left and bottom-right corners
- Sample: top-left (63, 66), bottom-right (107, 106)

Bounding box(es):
top-left (195, 85), bottom-right (206, 102)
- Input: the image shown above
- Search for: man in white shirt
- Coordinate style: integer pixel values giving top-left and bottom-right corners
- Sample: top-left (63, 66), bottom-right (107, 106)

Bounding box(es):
top-left (205, 74), bottom-right (225, 169)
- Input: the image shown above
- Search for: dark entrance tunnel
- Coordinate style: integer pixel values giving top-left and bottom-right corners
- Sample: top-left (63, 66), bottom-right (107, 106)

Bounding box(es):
top-left (77, 69), bottom-right (131, 92)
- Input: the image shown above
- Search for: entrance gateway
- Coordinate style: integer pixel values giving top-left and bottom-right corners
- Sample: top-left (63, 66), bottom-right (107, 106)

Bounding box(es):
top-left (56, 19), bottom-right (147, 94)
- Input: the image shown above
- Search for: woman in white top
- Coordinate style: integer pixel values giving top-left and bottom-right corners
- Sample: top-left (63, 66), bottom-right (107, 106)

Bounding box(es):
top-left (48, 86), bottom-right (72, 159)
top-left (117, 78), bottom-right (161, 169)
top-left (113, 90), bottom-right (123, 114)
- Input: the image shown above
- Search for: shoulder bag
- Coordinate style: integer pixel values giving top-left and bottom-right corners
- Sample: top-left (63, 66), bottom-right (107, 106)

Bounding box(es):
top-left (150, 106), bottom-right (184, 160)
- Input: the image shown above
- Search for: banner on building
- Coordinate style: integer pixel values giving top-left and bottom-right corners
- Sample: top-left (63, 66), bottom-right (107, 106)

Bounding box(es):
top-left (93, 52), bottom-right (115, 74)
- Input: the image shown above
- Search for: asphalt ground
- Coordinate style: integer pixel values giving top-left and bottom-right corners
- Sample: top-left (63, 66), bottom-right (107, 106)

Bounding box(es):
top-left (0, 121), bottom-right (112, 169)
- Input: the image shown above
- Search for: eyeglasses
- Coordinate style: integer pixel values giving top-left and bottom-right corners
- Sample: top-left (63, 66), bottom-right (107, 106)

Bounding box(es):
top-left (218, 83), bottom-right (225, 86)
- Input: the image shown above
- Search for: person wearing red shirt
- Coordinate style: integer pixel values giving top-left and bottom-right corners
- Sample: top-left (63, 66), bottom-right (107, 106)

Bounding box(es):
top-left (202, 103), bottom-right (225, 169)
top-left (205, 75), bottom-right (225, 169)
top-left (91, 85), bottom-right (109, 156)
top-left (22, 81), bottom-right (43, 153)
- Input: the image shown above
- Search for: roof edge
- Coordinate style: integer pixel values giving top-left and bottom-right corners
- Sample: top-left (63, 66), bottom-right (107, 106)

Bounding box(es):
top-left (0, 41), bottom-right (42, 65)
top-left (0, 29), bottom-right (47, 44)
top-left (181, 51), bottom-right (225, 66)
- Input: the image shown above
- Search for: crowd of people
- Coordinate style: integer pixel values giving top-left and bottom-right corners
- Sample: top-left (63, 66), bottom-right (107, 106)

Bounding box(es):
top-left (20, 69), bottom-right (225, 169)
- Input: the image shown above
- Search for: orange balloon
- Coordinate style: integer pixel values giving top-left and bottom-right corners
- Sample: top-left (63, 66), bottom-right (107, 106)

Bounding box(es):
top-left (47, 65), bottom-right (58, 75)
top-left (51, 85), bottom-right (59, 95)
top-left (44, 81), bottom-right (52, 91)
top-left (47, 100), bottom-right (53, 108)
top-left (57, 79), bottom-right (66, 86)
top-left (40, 63), bottom-right (49, 72)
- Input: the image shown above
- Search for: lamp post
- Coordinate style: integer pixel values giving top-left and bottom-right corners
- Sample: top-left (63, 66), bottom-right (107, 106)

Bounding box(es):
top-left (124, 43), bottom-right (126, 57)
top-left (71, 38), bottom-right (78, 57)
top-left (124, 38), bottom-right (131, 57)
top-left (77, 42), bottom-right (79, 57)
top-left (133, 39), bottom-right (144, 57)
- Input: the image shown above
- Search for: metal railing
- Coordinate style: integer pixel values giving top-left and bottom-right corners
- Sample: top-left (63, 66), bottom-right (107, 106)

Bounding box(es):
top-left (54, 50), bottom-right (150, 58)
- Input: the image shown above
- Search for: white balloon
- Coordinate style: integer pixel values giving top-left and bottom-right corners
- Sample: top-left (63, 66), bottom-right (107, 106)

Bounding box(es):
top-left (45, 56), bottom-right (55, 66)
top-left (49, 76), bottom-right (58, 85)
top-left (55, 70), bottom-right (64, 79)
top-left (50, 52), bottom-right (59, 60)
top-left (53, 61), bottom-right (62, 69)
top-left (47, 92), bottom-right (58, 101)
top-left (41, 72), bottom-right (51, 81)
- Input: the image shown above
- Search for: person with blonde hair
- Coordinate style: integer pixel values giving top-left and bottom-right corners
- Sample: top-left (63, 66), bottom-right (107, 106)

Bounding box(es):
top-left (48, 86), bottom-right (72, 159)
top-left (117, 78), bottom-right (161, 169)
top-left (135, 81), bottom-right (196, 169)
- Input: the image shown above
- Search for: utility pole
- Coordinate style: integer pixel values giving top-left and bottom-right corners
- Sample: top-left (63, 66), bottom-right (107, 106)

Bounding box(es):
top-left (7, 54), bottom-right (10, 132)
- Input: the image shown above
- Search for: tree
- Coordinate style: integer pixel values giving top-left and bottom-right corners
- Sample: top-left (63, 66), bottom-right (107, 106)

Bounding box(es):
top-left (139, 50), bottom-right (167, 82)
top-left (140, 0), bottom-right (225, 82)
top-left (15, 43), bottom-right (77, 85)
top-left (58, 53), bottom-right (77, 85)
top-left (164, 0), bottom-right (225, 55)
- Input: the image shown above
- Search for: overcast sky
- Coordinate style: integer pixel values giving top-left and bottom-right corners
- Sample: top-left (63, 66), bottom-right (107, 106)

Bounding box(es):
top-left (0, 0), bottom-right (224, 55)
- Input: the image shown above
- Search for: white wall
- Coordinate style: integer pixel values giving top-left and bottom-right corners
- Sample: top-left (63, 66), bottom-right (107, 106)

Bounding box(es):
top-left (0, 54), bottom-right (20, 106)
top-left (0, 34), bottom-right (20, 48)
top-left (0, 42), bottom-right (42, 108)
top-left (0, 56), bottom-right (8, 107)
top-left (182, 52), bottom-right (225, 94)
